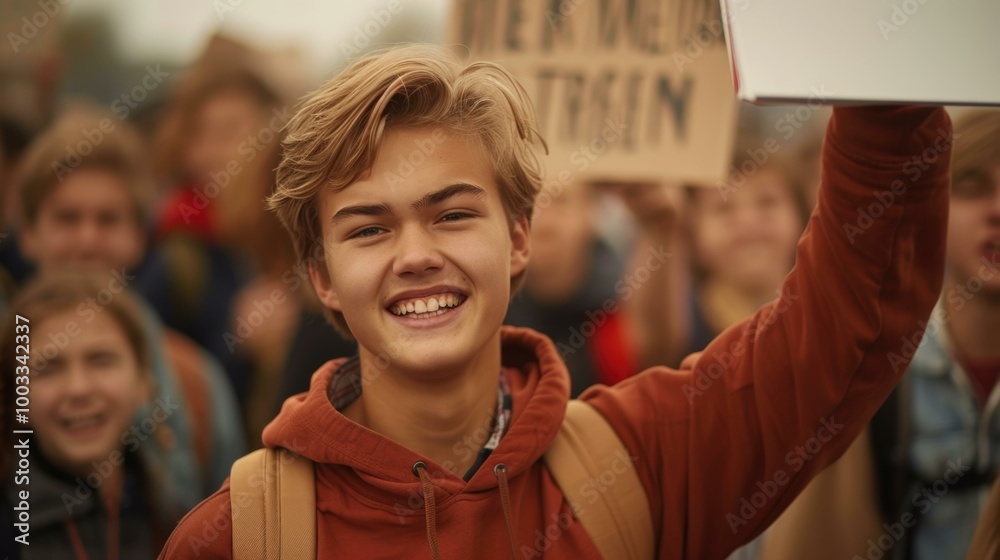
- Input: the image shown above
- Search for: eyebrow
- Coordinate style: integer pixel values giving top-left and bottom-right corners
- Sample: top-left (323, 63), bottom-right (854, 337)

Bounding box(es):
top-left (413, 183), bottom-right (487, 210)
top-left (330, 183), bottom-right (487, 225)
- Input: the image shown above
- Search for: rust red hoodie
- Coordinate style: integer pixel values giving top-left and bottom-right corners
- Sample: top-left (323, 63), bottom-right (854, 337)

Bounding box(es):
top-left (159, 106), bottom-right (952, 559)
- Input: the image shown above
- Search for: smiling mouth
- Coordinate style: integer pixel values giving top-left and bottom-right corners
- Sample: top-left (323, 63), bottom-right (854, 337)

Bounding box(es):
top-left (60, 413), bottom-right (106, 433)
top-left (388, 293), bottom-right (467, 319)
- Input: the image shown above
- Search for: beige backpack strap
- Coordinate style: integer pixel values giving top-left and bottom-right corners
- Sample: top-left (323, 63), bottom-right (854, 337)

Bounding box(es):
top-left (230, 447), bottom-right (316, 560)
top-left (544, 400), bottom-right (654, 559)
top-left (967, 475), bottom-right (1000, 559)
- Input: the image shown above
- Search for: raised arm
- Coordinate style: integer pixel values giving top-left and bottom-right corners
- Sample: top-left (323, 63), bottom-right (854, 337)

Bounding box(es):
top-left (583, 106), bottom-right (952, 559)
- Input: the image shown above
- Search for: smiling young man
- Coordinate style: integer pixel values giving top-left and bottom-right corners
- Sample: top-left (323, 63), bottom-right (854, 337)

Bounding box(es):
top-left (159, 45), bottom-right (953, 559)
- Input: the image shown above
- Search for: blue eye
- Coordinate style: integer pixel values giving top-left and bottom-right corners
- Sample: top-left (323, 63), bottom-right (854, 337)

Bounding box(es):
top-left (351, 227), bottom-right (384, 239)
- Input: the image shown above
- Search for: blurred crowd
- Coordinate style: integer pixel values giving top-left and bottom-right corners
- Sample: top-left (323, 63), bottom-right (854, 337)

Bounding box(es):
top-left (0, 10), bottom-right (998, 560)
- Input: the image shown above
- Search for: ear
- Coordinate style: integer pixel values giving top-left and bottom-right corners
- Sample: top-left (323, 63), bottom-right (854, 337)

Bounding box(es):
top-left (308, 259), bottom-right (343, 313)
top-left (509, 215), bottom-right (531, 278)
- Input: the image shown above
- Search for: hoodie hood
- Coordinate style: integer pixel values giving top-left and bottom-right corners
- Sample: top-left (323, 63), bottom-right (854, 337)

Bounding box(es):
top-left (262, 326), bottom-right (571, 498)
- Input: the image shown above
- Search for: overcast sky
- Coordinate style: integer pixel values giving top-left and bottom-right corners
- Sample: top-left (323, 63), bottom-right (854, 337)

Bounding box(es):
top-left (64, 0), bottom-right (451, 80)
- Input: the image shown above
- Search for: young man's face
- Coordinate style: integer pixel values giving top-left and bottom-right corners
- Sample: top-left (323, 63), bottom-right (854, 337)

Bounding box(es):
top-left (31, 311), bottom-right (151, 477)
top-left (948, 162), bottom-right (1000, 294)
top-left (310, 126), bottom-right (530, 378)
top-left (21, 168), bottom-right (144, 273)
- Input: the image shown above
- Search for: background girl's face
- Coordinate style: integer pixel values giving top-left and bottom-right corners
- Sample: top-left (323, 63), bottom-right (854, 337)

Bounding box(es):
top-left (182, 88), bottom-right (268, 187)
top-left (692, 168), bottom-right (804, 292)
top-left (947, 163), bottom-right (1000, 294)
top-left (31, 311), bottom-right (150, 477)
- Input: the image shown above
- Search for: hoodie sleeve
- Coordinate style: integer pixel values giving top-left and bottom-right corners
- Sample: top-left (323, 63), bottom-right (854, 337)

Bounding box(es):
top-left (582, 106), bottom-right (952, 559)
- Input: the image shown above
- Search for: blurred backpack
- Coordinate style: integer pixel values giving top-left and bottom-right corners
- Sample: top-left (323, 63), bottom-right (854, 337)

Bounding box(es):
top-left (229, 400), bottom-right (654, 559)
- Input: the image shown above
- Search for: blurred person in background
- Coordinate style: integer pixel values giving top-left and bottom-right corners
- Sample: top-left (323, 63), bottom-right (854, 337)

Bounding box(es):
top-left (216, 131), bottom-right (355, 446)
top-left (140, 35), bottom-right (289, 392)
top-left (0, 113), bottom-right (48, 314)
top-left (754, 108), bottom-right (1000, 560)
top-left (504, 180), bottom-right (633, 397)
top-left (677, 142), bottom-right (810, 360)
top-left (2, 274), bottom-right (182, 559)
top-left (14, 107), bottom-right (244, 509)
top-left (505, 178), bottom-right (679, 396)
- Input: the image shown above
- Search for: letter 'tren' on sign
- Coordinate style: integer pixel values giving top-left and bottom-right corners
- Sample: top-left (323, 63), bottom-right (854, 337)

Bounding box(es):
top-left (449, 0), bottom-right (737, 184)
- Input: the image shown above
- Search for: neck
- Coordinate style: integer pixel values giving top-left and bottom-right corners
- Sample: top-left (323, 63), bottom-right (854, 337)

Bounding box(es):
top-left (701, 278), bottom-right (775, 331)
top-left (944, 277), bottom-right (1000, 361)
top-left (344, 333), bottom-right (503, 477)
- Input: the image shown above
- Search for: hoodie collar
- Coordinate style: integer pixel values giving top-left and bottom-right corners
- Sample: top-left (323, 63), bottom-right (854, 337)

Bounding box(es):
top-left (261, 326), bottom-right (571, 498)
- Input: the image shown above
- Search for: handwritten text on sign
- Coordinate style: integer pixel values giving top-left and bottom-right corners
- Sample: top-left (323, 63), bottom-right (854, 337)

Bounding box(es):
top-left (450, 0), bottom-right (737, 183)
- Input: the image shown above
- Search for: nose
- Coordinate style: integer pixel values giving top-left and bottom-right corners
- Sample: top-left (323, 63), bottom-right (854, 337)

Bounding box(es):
top-left (77, 217), bottom-right (103, 252)
top-left (64, 362), bottom-right (92, 400)
top-left (990, 185), bottom-right (1000, 224)
top-left (391, 225), bottom-right (445, 277)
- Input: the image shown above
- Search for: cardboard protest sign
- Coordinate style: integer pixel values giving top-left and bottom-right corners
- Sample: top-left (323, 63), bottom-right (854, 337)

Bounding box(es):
top-left (448, 0), bottom-right (738, 184)
top-left (722, 0), bottom-right (1000, 106)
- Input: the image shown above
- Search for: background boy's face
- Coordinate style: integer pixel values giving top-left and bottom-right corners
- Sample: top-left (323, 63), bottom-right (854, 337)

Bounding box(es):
top-left (310, 126), bottom-right (529, 378)
top-left (948, 162), bottom-right (1000, 294)
top-left (21, 167), bottom-right (144, 273)
top-left (691, 168), bottom-right (802, 292)
top-left (526, 181), bottom-right (597, 302)
top-left (31, 311), bottom-right (150, 477)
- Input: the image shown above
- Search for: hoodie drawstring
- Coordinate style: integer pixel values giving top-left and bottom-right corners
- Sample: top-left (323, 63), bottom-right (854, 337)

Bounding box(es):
top-left (412, 461), bottom-right (517, 560)
top-left (493, 463), bottom-right (517, 560)
top-left (413, 461), bottom-right (441, 560)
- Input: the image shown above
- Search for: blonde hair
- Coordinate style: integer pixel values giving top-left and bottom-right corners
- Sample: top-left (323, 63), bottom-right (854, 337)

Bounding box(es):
top-left (17, 106), bottom-right (151, 226)
top-left (952, 109), bottom-right (1000, 187)
top-left (268, 44), bottom-right (546, 337)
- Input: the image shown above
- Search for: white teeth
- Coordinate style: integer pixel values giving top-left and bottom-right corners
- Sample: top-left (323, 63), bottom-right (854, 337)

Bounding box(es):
top-left (390, 293), bottom-right (464, 318)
